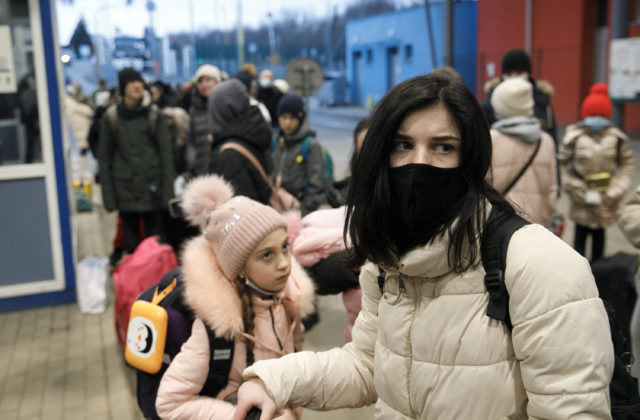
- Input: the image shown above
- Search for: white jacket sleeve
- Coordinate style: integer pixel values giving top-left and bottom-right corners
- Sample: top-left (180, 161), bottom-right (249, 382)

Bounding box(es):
top-left (156, 318), bottom-right (236, 420)
top-left (506, 225), bottom-right (614, 419)
top-left (242, 263), bottom-right (380, 410)
top-left (619, 184), bottom-right (640, 248)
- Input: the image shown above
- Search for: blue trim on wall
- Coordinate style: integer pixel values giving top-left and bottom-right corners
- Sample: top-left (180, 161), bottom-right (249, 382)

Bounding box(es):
top-left (39, 0), bottom-right (76, 294)
top-left (0, 290), bottom-right (77, 313)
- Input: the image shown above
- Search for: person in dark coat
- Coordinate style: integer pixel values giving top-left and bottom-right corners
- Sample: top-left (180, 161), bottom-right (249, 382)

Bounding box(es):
top-left (186, 64), bottom-right (221, 176)
top-left (98, 67), bottom-right (176, 254)
top-left (481, 49), bottom-right (557, 147)
top-left (257, 69), bottom-right (284, 128)
top-left (207, 79), bottom-right (272, 204)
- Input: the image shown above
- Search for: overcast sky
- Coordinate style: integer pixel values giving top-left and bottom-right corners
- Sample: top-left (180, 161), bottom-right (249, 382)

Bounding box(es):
top-left (56, 0), bottom-right (358, 44)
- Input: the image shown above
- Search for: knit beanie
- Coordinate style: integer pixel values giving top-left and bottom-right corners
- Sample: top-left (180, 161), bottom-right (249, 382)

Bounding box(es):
top-left (233, 70), bottom-right (254, 93)
top-left (118, 67), bottom-right (144, 97)
top-left (277, 94), bottom-right (305, 121)
top-left (195, 64), bottom-right (221, 83)
top-left (580, 83), bottom-right (613, 119)
top-left (181, 174), bottom-right (287, 280)
top-left (490, 78), bottom-right (534, 118)
top-left (501, 49), bottom-right (531, 75)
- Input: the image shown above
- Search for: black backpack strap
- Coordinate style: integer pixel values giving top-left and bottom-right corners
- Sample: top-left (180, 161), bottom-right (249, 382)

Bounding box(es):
top-left (481, 210), bottom-right (529, 329)
top-left (200, 326), bottom-right (234, 397)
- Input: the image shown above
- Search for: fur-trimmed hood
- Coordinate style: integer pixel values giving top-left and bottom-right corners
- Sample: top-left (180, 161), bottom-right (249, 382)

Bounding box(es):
top-left (181, 235), bottom-right (315, 340)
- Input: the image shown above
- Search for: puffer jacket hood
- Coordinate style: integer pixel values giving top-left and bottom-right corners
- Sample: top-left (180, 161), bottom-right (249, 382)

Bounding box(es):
top-left (180, 235), bottom-right (315, 340)
top-left (491, 115), bottom-right (541, 144)
top-left (116, 89), bottom-right (153, 118)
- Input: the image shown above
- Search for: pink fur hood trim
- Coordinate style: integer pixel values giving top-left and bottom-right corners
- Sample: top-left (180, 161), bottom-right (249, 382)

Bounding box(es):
top-left (180, 236), bottom-right (315, 340)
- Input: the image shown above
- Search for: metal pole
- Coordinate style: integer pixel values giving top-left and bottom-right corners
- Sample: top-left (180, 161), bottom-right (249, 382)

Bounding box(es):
top-left (443, 0), bottom-right (453, 67)
top-left (524, 0), bottom-right (532, 55)
top-left (611, 0), bottom-right (629, 127)
top-left (188, 0), bottom-right (196, 74)
top-left (237, 0), bottom-right (245, 69)
top-left (424, 0), bottom-right (438, 68)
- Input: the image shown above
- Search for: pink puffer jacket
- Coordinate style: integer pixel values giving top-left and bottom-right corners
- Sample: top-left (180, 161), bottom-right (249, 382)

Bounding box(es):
top-left (291, 207), bottom-right (348, 267)
top-left (155, 236), bottom-right (315, 420)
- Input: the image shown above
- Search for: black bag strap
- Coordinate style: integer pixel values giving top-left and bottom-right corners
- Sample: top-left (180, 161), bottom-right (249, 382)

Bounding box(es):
top-left (200, 327), bottom-right (235, 397)
top-left (501, 140), bottom-right (542, 195)
top-left (481, 209), bottom-right (530, 329)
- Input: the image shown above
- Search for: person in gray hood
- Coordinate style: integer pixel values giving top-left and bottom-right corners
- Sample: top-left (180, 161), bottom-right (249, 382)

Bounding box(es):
top-left (488, 77), bottom-right (557, 228)
top-left (207, 79), bottom-right (272, 204)
top-left (272, 94), bottom-right (326, 216)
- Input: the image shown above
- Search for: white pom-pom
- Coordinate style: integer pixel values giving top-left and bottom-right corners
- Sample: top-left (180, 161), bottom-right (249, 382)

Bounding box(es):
top-left (181, 175), bottom-right (235, 229)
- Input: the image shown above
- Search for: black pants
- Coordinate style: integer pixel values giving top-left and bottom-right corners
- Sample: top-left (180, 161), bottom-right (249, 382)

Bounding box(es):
top-left (120, 211), bottom-right (164, 254)
top-left (574, 224), bottom-right (605, 262)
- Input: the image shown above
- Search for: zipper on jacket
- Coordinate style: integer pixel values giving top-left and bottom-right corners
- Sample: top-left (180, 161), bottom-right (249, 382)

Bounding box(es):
top-left (407, 278), bottom-right (421, 417)
top-left (269, 306), bottom-right (284, 351)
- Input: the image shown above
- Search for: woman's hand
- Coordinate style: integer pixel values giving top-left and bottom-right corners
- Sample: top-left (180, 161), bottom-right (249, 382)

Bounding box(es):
top-left (233, 378), bottom-right (277, 420)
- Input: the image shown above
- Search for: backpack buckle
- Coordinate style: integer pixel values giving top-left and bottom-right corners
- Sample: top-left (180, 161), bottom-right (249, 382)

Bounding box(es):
top-left (484, 269), bottom-right (505, 298)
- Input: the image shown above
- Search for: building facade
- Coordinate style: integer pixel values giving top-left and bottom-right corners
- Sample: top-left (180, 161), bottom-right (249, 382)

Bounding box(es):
top-left (345, 2), bottom-right (477, 106)
top-left (477, 0), bottom-right (640, 130)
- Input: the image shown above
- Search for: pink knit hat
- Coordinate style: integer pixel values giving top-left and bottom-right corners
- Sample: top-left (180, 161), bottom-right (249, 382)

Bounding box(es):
top-left (181, 174), bottom-right (287, 280)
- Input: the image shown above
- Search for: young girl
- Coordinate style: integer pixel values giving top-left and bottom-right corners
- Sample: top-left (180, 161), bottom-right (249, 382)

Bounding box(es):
top-left (155, 174), bottom-right (315, 420)
top-left (234, 74), bottom-right (613, 419)
top-left (559, 83), bottom-right (635, 262)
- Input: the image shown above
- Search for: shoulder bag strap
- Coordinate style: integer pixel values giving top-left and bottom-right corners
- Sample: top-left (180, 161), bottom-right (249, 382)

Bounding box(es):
top-left (219, 142), bottom-right (274, 189)
top-left (481, 208), bottom-right (530, 329)
top-left (501, 139), bottom-right (542, 195)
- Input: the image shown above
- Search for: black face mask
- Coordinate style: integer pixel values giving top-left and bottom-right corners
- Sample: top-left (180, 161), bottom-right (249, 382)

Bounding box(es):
top-left (388, 164), bottom-right (467, 255)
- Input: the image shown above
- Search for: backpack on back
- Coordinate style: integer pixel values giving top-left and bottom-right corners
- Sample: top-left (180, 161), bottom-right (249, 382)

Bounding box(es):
top-left (481, 211), bottom-right (640, 419)
top-left (113, 236), bottom-right (178, 349)
top-left (127, 266), bottom-right (235, 420)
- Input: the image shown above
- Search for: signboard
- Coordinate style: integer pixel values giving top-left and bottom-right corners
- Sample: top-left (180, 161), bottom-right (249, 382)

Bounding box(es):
top-left (609, 37), bottom-right (640, 102)
top-left (0, 26), bottom-right (17, 93)
top-left (285, 57), bottom-right (324, 98)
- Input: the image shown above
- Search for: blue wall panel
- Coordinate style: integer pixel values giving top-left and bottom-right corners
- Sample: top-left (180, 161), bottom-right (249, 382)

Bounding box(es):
top-left (346, 2), bottom-right (477, 105)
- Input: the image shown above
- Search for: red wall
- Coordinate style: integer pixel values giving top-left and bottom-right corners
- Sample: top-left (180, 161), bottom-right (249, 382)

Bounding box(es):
top-left (476, 0), bottom-right (640, 130)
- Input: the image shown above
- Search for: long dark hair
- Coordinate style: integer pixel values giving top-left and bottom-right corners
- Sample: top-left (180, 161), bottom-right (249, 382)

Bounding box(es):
top-left (345, 74), bottom-right (514, 272)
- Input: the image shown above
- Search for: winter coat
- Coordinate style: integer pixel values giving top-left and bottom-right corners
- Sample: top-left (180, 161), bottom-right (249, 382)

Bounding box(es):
top-left (559, 122), bottom-right (635, 229)
top-left (162, 106), bottom-right (191, 173)
top-left (272, 119), bottom-right (326, 216)
top-left (482, 77), bottom-right (557, 145)
top-left (64, 95), bottom-right (94, 150)
top-left (292, 206), bottom-right (347, 267)
top-left (186, 91), bottom-right (213, 175)
top-left (489, 117), bottom-right (557, 228)
top-left (98, 91), bottom-right (176, 212)
top-left (618, 184), bottom-right (640, 248)
top-left (208, 80), bottom-right (272, 204)
top-left (155, 235), bottom-right (315, 420)
top-left (244, 218), bottom-right (614, 419)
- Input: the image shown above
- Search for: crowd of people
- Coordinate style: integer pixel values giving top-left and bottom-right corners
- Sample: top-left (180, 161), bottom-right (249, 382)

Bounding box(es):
top-left (62, 49), bottom-right (640, 419)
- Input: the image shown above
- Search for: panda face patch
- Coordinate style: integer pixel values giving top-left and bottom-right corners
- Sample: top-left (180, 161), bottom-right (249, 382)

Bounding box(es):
top-left (127, 316), bottom-right (157, 358)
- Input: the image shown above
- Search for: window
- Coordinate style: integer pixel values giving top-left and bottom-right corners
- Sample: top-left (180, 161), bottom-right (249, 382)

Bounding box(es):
top-left (405, 44), bottom-right (413, 62)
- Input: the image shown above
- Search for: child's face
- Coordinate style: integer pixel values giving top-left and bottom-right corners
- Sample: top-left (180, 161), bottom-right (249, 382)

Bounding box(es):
top-left (244, 228), bottom-right (291, 294)
top-left (278, 113), bottom-right (301, 136)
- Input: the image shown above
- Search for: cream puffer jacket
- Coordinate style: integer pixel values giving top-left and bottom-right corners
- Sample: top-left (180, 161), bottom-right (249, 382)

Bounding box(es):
top-left (559, 124), bottom-right (635, 229)
top-left (155, 236), bottom-right (315, 420)
top-left (489, 129), bottom-right (557, 228)
top-left (244, 223), bottom-right (614, 419)
top-left (64, 95), bottom-right (93, 150)
top-left (619, 184), bottom-right (640, 248)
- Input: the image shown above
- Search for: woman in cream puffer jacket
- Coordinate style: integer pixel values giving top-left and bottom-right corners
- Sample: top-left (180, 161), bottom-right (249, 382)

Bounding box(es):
top-left (235, 74), bottom-right (614, 420)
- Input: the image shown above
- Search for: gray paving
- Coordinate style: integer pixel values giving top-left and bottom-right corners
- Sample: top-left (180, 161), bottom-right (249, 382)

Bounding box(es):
top-left (2, 118), bottom-right (639, 419)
